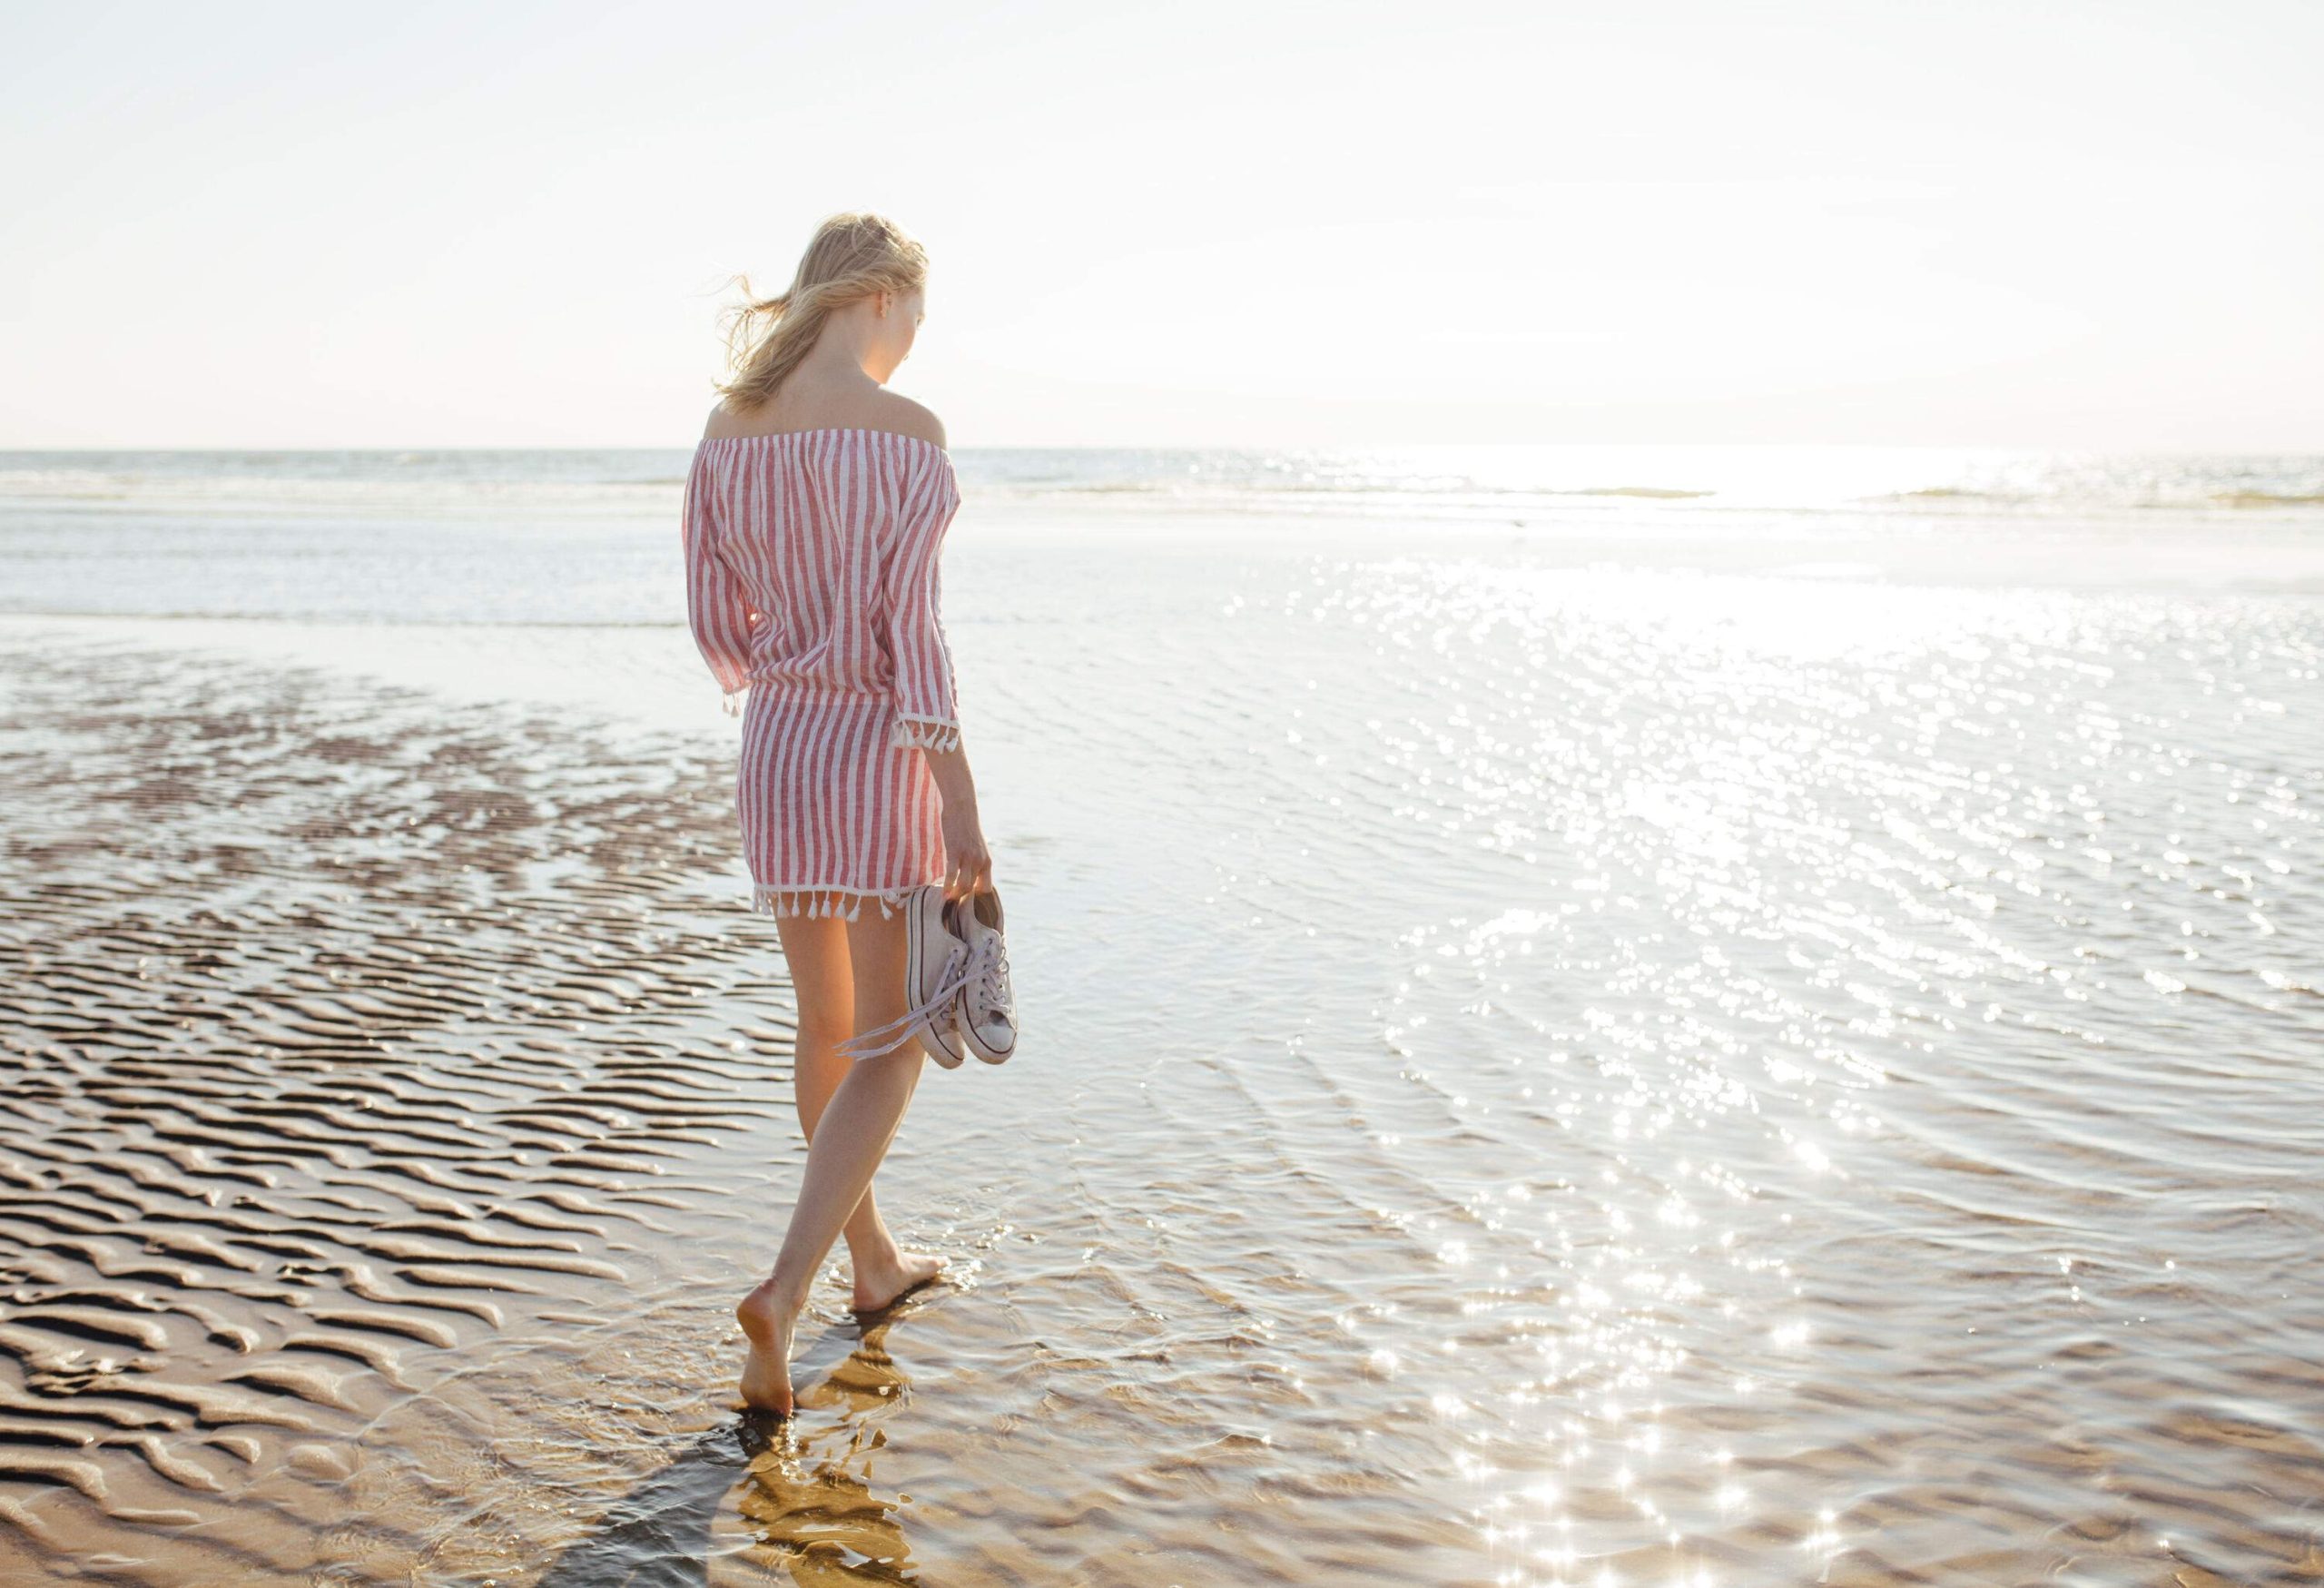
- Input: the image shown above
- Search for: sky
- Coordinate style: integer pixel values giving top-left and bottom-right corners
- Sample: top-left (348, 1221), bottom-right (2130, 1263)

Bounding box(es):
top-left (1, 0), bottom-right (2318, 450)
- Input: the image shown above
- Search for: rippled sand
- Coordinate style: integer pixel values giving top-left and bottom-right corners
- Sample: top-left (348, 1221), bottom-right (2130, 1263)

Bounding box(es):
top-left (0, 641), bottom-right (852, 1583)
top-left (5, 515), bottom-right (2324, 1584)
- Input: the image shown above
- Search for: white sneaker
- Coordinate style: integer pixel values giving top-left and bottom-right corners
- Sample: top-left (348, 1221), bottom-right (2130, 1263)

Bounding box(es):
top-left (836, 884), bottom-right (970, 1066)
top-left (954, 888), bottom-right (1017, 1065)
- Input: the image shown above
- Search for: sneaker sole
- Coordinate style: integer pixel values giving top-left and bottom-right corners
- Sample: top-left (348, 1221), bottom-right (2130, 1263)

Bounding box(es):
top-left (907, 888), bottom-right (967, 1068)
top-left (963, 1000), bottom-right (1015, 1064)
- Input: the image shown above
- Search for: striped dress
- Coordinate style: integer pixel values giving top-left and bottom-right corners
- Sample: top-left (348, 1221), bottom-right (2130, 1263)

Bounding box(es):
top-left (681, 427), bottom-right (963, 921)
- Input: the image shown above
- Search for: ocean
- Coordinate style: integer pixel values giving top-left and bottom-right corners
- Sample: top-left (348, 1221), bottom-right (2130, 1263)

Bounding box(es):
top-left (1, 445), bottom-right (2320, 1584)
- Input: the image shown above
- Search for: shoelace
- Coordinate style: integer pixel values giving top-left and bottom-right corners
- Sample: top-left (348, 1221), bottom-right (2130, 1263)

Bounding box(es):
top-left (969, 933), bottom-right (1013, 1021)
top-left (835, 943), bottom-right (973, 1060)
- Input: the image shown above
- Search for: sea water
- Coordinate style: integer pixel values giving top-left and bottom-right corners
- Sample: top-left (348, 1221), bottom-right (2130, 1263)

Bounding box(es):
top-left (2, 446), bottom-right (2320, 1583)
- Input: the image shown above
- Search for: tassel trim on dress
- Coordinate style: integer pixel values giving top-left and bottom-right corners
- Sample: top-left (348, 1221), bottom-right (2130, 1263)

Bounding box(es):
top-left (719, 686), bottom-right (750, 718)
top-left (892, 714), bottom-right (961, 752)
top-left (750, 883), bottom-right (916, 922)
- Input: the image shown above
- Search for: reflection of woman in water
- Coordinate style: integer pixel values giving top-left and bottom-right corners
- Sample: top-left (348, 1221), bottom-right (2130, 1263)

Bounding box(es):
top-left (680, 212), bottom-right (991, 1415)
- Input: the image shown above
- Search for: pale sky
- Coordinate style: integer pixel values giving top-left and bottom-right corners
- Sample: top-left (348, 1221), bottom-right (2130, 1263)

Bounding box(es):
top-left (2, 0), bottom-right (2318, 449)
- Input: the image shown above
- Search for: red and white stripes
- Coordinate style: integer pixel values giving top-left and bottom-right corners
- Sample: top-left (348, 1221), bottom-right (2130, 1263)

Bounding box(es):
top-left (681, 428), bottom-right (964, 920)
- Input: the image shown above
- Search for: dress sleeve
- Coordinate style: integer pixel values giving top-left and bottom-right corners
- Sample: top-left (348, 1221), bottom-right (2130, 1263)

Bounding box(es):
top-left (681, 444), bottom-right (763, 715)
top-left (886, 450), bottom-right (963, 751)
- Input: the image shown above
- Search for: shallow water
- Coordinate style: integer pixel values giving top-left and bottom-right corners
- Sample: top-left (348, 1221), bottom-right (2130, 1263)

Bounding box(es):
top-left (2, 451), bottom-right (2322, 1584)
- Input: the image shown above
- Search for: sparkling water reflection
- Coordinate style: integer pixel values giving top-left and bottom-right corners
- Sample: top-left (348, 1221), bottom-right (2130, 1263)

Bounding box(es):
top-left (979, 535), bottom-right (2321, 1584)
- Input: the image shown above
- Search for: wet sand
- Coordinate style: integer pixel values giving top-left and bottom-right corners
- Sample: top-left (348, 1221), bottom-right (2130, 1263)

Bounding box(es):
top-left (0, 636), bottom-right (839, 1582)
top-left (0, 623), bottom-right (1457, 1586)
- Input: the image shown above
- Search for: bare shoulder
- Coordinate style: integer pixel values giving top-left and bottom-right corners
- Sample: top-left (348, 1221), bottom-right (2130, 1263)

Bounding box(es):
top-left (871, 392), bottom-right (948, 451)
top-left (698, 390), bottom-right (945, 449)
top-left (702, 399), bottom-right (742, 440)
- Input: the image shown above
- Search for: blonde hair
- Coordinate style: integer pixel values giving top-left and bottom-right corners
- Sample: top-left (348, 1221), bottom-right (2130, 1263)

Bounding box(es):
top-left (714, 212), bottom-right (930, 409)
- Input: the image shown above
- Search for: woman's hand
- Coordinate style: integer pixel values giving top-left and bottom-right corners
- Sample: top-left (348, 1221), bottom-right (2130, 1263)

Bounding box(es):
top-left (939, 796), bottom-right (991, 900)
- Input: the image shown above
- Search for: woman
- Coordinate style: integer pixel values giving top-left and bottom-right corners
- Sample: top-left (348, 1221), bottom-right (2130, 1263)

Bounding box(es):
top-left (681, 212), bottom-right (991, 1416)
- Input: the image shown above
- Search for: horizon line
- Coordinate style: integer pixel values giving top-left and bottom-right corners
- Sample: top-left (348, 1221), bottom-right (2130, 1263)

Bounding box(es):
top-left (4, 439), bottom-right (2322, 456)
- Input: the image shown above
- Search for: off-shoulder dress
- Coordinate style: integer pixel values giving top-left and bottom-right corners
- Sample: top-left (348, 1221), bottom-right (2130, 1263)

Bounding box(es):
top-left (681, 427), bottom-right (963, 921)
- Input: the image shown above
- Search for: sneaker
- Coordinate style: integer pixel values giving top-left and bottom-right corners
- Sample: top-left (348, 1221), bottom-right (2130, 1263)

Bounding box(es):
top-left (954, 887), bottom-right (1018, 1065)
top-left (836, 884), bottom-right (970, 1066)
top-left (907, 885), bottom-right (974, 1068)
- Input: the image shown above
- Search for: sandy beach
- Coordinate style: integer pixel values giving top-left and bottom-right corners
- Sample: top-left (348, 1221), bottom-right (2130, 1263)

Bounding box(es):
top-left (4, 449), bottom-right (2323, 1583)
top-left (0, 635), bottom-right (795, 1581)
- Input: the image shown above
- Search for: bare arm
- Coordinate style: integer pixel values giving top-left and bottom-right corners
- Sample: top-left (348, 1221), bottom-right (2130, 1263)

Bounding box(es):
top-left (921, 741), bottom-right (990, 899)
top-left (878, 412), bottom-right (984, 895)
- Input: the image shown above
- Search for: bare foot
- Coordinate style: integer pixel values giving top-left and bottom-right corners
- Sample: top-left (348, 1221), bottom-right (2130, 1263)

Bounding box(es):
top-left (735, 1279), bottom-right (802, 1415)
top-left (852, 1249), bottom-right (949, 1313)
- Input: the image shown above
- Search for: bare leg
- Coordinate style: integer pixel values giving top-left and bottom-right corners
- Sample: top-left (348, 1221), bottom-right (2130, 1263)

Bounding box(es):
top-left (739, 902), bottom-right (941, 1415)
top-left (772, 913), bottom-right (940, 1309)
